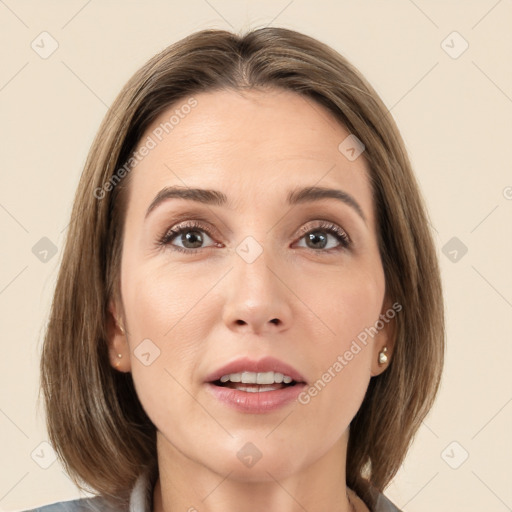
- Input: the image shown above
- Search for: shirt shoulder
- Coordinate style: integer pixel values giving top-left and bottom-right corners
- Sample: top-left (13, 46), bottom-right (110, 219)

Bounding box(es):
top-left (21, 467), bottom-right (154, 512)
top-left (372, 490), bottom-right (403, 512)
top-left (22, 496), bottom-right (126, 512)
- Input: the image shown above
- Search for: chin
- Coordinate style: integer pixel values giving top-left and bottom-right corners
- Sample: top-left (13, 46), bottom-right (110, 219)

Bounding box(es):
top-left (201, 440), bottom-right (308, 482)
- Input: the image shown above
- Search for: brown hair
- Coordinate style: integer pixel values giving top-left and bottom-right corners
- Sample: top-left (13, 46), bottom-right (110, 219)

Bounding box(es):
top-left (40, 27), bottom-right (444, 509)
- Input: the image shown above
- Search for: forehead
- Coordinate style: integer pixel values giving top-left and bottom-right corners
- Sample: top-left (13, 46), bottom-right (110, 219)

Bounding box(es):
top-left (126, 88), bottom-right (373, 219)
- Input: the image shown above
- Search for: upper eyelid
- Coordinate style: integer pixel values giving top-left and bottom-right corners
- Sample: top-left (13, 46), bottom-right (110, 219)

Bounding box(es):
top-left (296, 220), bottom-right (349, 238)
top-left (154, 209), bottom-right (231, 237)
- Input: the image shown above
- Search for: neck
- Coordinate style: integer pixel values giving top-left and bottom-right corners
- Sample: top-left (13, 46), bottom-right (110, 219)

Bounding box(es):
top-left (152, 429), bottom-right (359, 512)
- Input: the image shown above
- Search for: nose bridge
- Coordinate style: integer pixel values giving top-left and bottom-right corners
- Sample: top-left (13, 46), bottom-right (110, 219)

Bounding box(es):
top-left (222, 236), bottom-right (291, 333)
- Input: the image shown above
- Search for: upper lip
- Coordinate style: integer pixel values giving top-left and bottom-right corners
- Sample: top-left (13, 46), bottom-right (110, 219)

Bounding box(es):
top-left (205, 356), bottom-right (307, 384)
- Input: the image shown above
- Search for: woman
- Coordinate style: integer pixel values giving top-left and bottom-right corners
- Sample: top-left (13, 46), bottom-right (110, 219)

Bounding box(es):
top-left (29, 27), bottom-right (444, 512)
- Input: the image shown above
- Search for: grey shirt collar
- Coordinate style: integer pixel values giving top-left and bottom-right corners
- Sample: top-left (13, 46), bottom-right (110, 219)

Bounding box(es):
top-left (128, 470), bottom-right (402, 512)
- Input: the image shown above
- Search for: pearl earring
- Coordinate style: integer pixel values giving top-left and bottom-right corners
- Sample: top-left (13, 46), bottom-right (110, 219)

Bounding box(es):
top-left (115, 353), bottom-right (122, 368)
top-left (378, 347), bottom-right (388, 365)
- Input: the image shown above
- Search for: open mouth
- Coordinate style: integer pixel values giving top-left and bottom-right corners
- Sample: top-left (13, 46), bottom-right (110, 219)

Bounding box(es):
top-left (204, 358), bottom-right (307, 412)
top-left (206, 366), bottom-right (307, 412)
top-left (211, 371), bottom-right (302, 393)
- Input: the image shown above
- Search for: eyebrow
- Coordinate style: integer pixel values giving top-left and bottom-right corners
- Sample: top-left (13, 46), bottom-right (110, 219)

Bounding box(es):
top-left (145, 185), bottom-right (366, 223)
top-left (145, 187), bottom-right (228, 219)
top-left (287, 186), bottom-right (366, 223)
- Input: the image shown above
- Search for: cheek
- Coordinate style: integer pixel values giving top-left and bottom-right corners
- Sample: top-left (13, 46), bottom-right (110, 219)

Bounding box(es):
top-left (293, 262), bottom-right (384, 417)
top-left (122, 255), bottom-right (215, 343)
top-left (120, 258), bottom-right (223, 426)
top-left (293, 257), bottom-right (385, 344)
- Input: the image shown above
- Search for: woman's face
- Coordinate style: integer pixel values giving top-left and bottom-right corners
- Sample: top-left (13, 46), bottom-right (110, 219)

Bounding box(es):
top-left (109, 88), bottom-right (393, 481)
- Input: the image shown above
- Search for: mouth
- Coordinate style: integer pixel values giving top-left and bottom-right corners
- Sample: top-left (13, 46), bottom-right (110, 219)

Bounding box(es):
top-left (211, 370), bottom-right (302, 393)
top-left (204, 357), bottom-right (307, 413)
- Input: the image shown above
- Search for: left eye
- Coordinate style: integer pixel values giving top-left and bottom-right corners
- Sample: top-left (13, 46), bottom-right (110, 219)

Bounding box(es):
top-left (295, 226), bottom-right (350, 251)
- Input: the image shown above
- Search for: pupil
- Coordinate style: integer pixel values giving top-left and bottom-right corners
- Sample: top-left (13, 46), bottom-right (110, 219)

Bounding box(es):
top-left (307, 231), bottom-right (327, 249)
top-left (182, 230), bottom-right (203, 248)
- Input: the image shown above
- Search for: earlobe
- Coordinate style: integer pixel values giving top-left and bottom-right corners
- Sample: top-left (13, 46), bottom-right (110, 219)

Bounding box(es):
top-left (371, 344), bottom-right (392, 377)
top-left (378, 346), bottom-right (389, 365)
top-left (114, 352), bottom-right (123, 369)
top-left (370, 299), bottom-right (397, 377)
top-left (106, 301), bottom-right (131, 372)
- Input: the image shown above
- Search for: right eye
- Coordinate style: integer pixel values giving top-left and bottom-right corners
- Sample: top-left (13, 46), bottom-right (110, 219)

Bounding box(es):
top-left (158, 221), bottom-right (221, 253)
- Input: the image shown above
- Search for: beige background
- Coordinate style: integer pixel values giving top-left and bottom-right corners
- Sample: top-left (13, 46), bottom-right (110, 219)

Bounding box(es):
top-left (1, 1), bottom-right (511, 511)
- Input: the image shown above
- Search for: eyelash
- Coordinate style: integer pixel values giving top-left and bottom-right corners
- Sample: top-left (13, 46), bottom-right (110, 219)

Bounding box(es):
top-left (157, 220), bottom-right (352, 254)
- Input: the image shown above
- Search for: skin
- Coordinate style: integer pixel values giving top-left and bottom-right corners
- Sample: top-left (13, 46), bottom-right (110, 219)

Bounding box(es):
top-left (107, 88), bottom-right (395, 512)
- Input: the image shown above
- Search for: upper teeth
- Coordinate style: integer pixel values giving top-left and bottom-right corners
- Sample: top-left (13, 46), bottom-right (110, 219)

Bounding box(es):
top-left (219, 371), bottom-right (293, 385)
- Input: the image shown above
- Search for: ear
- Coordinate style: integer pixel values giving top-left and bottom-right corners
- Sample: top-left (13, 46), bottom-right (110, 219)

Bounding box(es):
top-left (370, 297), bottom-right (399, 377)
top-left (106, 300), bottom-right (131, 373)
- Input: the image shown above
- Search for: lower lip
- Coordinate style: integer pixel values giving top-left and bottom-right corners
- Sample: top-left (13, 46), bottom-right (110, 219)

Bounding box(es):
top-left (205, 382), bottom-right (307, 413)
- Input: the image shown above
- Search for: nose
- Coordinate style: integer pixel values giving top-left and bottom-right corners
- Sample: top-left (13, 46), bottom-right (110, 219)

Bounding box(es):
top-left (222, 246), bottom-right (292, 335)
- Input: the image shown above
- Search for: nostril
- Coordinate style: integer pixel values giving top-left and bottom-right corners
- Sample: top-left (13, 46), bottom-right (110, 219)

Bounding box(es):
top-left (235, 319), bottom-right (246, 325)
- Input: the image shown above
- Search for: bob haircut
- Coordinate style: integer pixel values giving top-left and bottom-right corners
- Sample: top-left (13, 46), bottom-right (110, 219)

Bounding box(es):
top-left (40, 27), bottom-right (444, 510)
